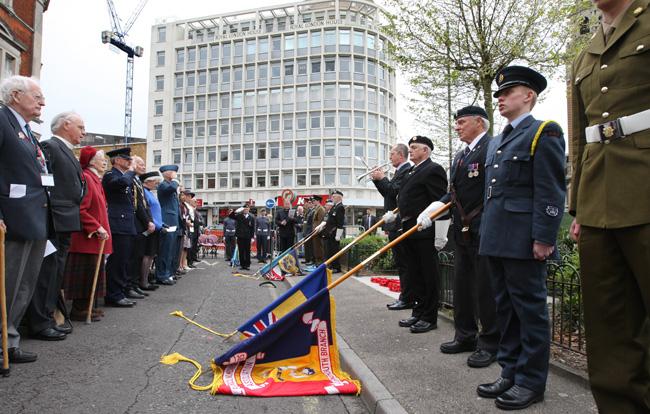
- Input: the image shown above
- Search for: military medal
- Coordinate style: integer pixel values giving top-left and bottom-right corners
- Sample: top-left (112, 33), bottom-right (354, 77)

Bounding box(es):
top-left (467, 163), bottom-right (480, 178)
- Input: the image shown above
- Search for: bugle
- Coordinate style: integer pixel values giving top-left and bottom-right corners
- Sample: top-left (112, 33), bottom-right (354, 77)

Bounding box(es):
top-left (356, 161), bottom-right (392, 182)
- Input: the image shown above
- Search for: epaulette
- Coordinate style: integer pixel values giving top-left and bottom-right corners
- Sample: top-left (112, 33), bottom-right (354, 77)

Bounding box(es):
top-left (530, 120), bottom-right (562, 156)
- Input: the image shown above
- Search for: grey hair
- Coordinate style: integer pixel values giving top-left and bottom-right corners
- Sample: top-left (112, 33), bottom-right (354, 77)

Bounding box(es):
top-left (50, 111), bottom-right (80, 134)
top-left (479, 117), bottom-right (490, 131)
top-left (0, 75), bottom-right (38, 105)
top-left (393, 143), bottom-right (408, 159)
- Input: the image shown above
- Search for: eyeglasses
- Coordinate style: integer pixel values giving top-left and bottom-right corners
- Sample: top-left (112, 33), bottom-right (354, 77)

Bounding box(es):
top-left (18, 90), bottom-right (45, 102)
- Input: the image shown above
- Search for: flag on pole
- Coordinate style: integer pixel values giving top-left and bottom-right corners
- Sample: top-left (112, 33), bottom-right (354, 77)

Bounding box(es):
top-left (230, 245), bottom-right (239, 267)
top-left (261, 248), bottom-right (302, 281)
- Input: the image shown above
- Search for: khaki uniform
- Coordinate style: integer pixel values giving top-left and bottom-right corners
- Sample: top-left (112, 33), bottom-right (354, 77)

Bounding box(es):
top-left (570, 1), bottom-right (650, 411)
top-left (311, 205), bottom-right (326, 263)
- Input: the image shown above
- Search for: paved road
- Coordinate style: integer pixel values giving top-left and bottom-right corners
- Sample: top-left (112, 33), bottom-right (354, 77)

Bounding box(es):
top-left (0, 259), bottom-right (366, 414)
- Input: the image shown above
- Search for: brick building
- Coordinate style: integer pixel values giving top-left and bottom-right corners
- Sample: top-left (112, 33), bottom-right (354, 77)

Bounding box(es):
top-left (0, 0), bottom-right (48, 81)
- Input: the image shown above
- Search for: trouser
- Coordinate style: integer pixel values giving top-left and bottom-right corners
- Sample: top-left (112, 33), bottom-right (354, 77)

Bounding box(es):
top-left (487, 256), bottom-right (549, 394)
top-left (388, 229), bottom-right (414, 303)
top-left (325, 236), bottom-right (341, 270)
top-left (403, 237), bottom-right (439, 323)
top-left (27, 232), bottom-right (71, 333)
top-left (452, 239), bottom-right (498, 353)
top-left (156, 231), bottom-right (176, 281)
top-left (256, 234), bottom-right (270, 260)
top-left (171, 235), bottom-right (183, 271)
top-left (279, 235), bottom-right (294, 253)
top-left (2, 240), bottom-right (46, 348)
top-left (312, 236), bottom-right (324, 263)
top-left (128, 233), bottom-right (146, 289)
top-left (237, 237), bottom-right (251, 268)
top-left (224, 235), bottom-right (236, 260)
top-left (303, 236), bottom-right (314, 263)
top-left (189, 234), bottom-right (199, 264)
top-left (579, 224), bottom-right (650, 413)
top-left (105, 234), bottom-right (134, 302)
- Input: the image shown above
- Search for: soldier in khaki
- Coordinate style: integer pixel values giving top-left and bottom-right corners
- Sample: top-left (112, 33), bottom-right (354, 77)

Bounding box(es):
top-left (310, 196), bottom-right (326, 264)
top-left (569, 1), bottom-right (650, 412)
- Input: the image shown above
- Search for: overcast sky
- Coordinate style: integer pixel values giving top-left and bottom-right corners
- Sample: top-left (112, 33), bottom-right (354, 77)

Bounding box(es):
top-left (37, 0), bottom-right (567, 146)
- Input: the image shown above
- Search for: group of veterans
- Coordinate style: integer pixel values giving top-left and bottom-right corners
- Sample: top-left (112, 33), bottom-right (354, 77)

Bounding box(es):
top-left (0, 75), bottom-right (203, 366)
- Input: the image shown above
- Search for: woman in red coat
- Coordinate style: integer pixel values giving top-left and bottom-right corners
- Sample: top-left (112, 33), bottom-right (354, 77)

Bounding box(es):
top-left (63, 146), bottom-right (113, 321)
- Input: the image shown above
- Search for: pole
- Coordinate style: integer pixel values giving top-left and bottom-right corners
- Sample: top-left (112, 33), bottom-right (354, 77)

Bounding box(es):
top-left (251, 226), bottom-right (323, 279)
top-left (325, 207), bottom-right (399, 266)
top-left (327, 203), bottom-right (451, 290)
top-left (86, 239), bottom-right (106, 324)
top-left (0, 228), bottom-right (9, 377)
top-left (446, 21), bottom-right (453, 171)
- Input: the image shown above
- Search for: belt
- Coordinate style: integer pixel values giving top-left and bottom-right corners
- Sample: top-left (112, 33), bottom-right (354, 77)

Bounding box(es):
top-left (585, 109), bottom-right (650, 143)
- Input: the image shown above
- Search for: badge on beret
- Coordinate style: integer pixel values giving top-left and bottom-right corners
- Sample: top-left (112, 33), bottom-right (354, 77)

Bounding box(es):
top-left (545, 205), bottom-right (559, 217)
top-left (498, 73), bottom-right (504, 83)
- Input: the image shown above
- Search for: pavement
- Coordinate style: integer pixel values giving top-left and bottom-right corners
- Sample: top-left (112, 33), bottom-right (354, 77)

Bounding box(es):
top-left (0, 258), bottom-right (598, 413)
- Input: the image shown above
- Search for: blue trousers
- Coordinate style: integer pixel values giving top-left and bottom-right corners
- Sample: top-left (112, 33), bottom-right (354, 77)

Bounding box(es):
top-left (156, 231), bottom-right (177, 281)
top-left (106, 234), bottom-right (134, 301)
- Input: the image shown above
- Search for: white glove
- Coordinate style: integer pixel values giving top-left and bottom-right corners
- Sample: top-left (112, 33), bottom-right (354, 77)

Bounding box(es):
top-left (315, 222), bottom-right (326, 232)
top-left (434, 219), bottom-right (451, 250)
top-left (235, 207), bottom-right (244, 214)
top-left (382, 211), bottom-right (396, 224)
top-left (417, 201), bottom-right (445, 231)
top-left (335, 228), bottom-right (344, 241)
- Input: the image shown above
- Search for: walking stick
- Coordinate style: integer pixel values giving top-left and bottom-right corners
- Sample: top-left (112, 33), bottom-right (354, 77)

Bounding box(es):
top-left (325, 208), bottom-right (399, 266)
top-left (327, 203), bottom-right (451, 290)
top-left (86, 238), bottom-right (106, 325)
top-left (0, 227), bottom-right (9, 377)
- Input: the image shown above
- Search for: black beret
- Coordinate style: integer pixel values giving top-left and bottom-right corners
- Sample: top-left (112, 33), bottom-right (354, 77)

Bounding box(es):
top-left (454, 105), bottom-right (488, 120)
top-left (332, 190), bottom-right (343, 196)
top-left (140, 171), bottom-right (161, 181)
top-left (159, 164), bottom-right (179, 172)
top-left (409, 135), bottom-right (434, 150)
top-left (493, 65), bottom-right (547, 98)
top-left (310, 195), bottom-right (322, 201)
top-left (106, 147), bottom-right (132, 159)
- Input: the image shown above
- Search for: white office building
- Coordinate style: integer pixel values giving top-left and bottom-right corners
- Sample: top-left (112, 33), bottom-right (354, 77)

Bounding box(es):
top-left (147, 0), bottom-right (398, 225)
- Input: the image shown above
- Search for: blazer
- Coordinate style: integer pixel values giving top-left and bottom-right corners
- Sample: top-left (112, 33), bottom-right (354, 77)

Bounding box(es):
top-left (322, 202), bottom-right (345, 237)
top-left (275, 209), bottom-right (296, 238)
top-left (479, 115), bottom-right (566, 259)
top-left (0, 105), bottom-right (49, 241)
top-left (157, 179), bottom-right (181, 232)
top-left (69, 168), bottom-right (113, 255)
top-left (40, 136), bottom-right (85, 233)
top-left (312, 205), bottom-right (326, 227)
top-left (230, 211), bottom-right (255, 239)
top-left (102, 167), bottom-right (137, 236)
top-left (397, 158), bottom-right (448, 239)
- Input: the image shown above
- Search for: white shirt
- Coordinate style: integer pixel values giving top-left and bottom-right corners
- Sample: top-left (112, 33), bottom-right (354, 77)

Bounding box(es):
top-left (52, 134), bottom-right (75, 150)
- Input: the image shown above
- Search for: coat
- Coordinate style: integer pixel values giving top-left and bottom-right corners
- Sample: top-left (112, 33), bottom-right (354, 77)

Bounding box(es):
top-left (157, 179), bottom-right (181, 232)
top-left (68, 168), bottom-right (113, 254)
top-left (230, 211), bottom-right (255, 239)
top-left (322, 203), bottom-right (345, 238)
top-left (570, 0), bottom-right (650, 228)
top-left (372, 162), bottom-right (411, 231)
top-left (479, 115), bottom-right (566, 259)
top-left (40, 136), bottom-right (85, 233)
top-left (275, 208), bottom-right (296, 238)
top-left (102, 167), bottom-right (136, 236)
top-left (0, 105), bottom-right (50, 241)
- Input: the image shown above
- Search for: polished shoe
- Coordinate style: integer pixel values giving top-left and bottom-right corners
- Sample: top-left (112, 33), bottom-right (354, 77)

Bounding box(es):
top-left (157, 278), bottom-right (175, 286)
top-left (495, 385), bottom-right (544, 410)
top-left (387, 300), bottom-right (416, 311)
top-left (54, 319), bottom-right (73, 334)
top-left (34, 327), bottom-right (67, 341)
top-left (106, 298), bottom-right (136, 307)
top-left (8, 347), bottom-right (37, 363)
top-left (410, 320), bottom-right (437, 333)
top-left (477, 377), bottom-right (514, 399)
top-left (467, 349), bottom-right (496, 368)
top-left (125, 289), bottom-right (145, 299)
top-left (139, 284), bottom-right (159, 291)
top-left (132, 286), bottom-right (149, 296)
top-left (440, 339), bottom-right (476, 354)
top-left (398, 316), bottom-right (419, 327)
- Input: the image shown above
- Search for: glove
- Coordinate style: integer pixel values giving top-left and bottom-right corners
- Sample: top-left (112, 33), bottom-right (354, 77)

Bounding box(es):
top-left (335, 228), bottom-right (344, 241)
top-left (235, 207), bottom-right (244, 214)
top-left (434, 219), bottom-right (451, 250)
top-left (382, 210), bottom-right (396, 224)
top-left (315, 222), bottom-right (326, 232)
top-left (417, 201), bottom-right (445, 231)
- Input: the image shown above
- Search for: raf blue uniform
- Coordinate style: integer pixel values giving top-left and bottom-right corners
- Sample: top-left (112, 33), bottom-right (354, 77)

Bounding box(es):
top-left (479, 113), bottom-right (566, 394)
top-left (102, 167), bottom-right (137, 302)
top-left (156, 178), bottom-right (181, 282)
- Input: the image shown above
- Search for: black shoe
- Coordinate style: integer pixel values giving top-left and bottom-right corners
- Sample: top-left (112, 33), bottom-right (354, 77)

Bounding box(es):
top-left (477, 377), bottom-right (514, 399)
top-left (34, 327), bottom-right (67, 341)
top-left (132, 286), bottom-right (149, 297)
top-left (188, 264), bottom-right (196, 268)
top-left (467, 349), bottom-right (496, 368)
top-left (8, 347), bottom-right (37, 363)
top-left (125, 289), bottom-right (145, 299)
top-left (106, 298), bottom-right (136, 307)
top-left (139, 284), bottom-right (159, 291)
top-left (54, 319), bottom-right (73, 335)
top-left (177, 269), bottom-right (187, 275)
top-left (495, 385), bottom-right (544, 410)
top-left (410, 320), bottom-right (437, 333)
top-left (398, 316), bottom-right (419, 327)
top-left (258, 260), bottom-right (266, 263)
top-left (440, 339), bottom-right (476, 354)
top-left (387, 300), bottom-right (416, 310)
top-left (157, 278), bottom-right (175, 286)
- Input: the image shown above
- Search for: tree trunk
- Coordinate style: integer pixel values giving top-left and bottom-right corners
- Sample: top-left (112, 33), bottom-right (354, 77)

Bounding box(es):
top-left (481, 76), bottom-right (495, 136)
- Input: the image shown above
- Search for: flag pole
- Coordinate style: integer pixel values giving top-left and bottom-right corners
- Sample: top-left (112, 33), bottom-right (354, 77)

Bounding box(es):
top-left (0, 227), bottom-right (10, 377)
top-left (327, 203), bottom-right (451, 291)
top-left (324, 208), bottom-right (399, 266)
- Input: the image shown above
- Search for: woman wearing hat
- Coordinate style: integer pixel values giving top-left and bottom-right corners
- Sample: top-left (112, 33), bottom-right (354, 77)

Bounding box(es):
top-left (62, 146), bottom-right (113, 321)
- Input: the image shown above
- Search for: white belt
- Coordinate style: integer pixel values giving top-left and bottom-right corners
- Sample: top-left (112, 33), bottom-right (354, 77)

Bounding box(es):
top-left (585, 108), bottom-right (650, 143)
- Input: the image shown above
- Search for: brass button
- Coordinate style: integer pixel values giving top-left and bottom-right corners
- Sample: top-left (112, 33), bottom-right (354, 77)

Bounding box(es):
top-left (493, 164), bottom-right (499, 169)
top-left (574, 77), bottom-right (581, 85)
top-left (602, 112), bottom-right (610, 118)
top-left (496, 150), bottom-right (502, 154)
top-left (636, 44), bottom-right (645, 52)
top-left (601, 86), bottom-right (608, 93)
top-left (634, 6), bottom-right (643, 16)
top-left (43, 203), bottom-right (47, 207)
top-left (491, 178), bottom-right (496, 183)
top-left (600, 64), bottom-right (608, 70)
top-left (513, 155), bottom-right (518, 160)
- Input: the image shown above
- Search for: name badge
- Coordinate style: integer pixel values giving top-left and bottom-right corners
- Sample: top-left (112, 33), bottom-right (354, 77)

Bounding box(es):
top-left (41, 174), bottom-right (55, 187)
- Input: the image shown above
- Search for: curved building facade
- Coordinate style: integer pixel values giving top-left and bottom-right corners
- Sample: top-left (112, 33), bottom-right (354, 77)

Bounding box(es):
top-left (147, 0), bottom-right (398, 224)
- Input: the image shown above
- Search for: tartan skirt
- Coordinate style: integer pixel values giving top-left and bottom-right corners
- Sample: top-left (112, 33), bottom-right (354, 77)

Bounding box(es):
top-left (63, 252), bottom-right (106, 300)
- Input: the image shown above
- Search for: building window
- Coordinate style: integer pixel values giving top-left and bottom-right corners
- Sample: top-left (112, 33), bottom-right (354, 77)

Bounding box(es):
top-left (270, 143), bottom-right (280, 159)
top-left (310, 171), bottom-right (321, 186)
top-left (184, 149), bottom-right (193, 165)
top-left (354, 112), bottom-right (365, 129)
top-left (195, 175), bottom-right (204, 189)
top-left (231, 175), bottom-right (240, 188)
top-left (324, 112), bottom-right (336, 128)
top-left (244, 145), bottom-right (254, 160)
top-left (339, 140), bottom-right (351, 157)
top-left (297, 171), bottom-right (307, 186)
top-left (219, 146), bottom-right (228, 161)
top-left (339, 112), bottom-right (350, 128)
top-left (219, 173), bottom-right (228, 188)
top-left (195, 149), bottom-right (204, 164)
top-left (154, 100), bottom-right (163, 116)
top-left (156, 51), bottom-right (165, 67)
top-left (282, 171), bottom-right (293, 186)
top-left (284, 34), bottom-right (295, 51)
top-left (324, 169), bottom-right (335, 185)
top-left (256, 173), bottom-right (266, 187)
top-left (153, 150), bottom-right (162, 165)
top-left (208, 147), bottom-right (216, 163)
top-left (325, 59), bottom-right (335, 72)
top-left (355, 141), bottom-right (365, 157)
top-left (284, 63), bottom-right (294, 76)
top-left (340, 169), bottom-right (351, 185)
top-left (244, 173), bottom-right (253, 188)
top-left (188, 48), bottom-right (196, 64)
top-left (283, 116), bottom-right (293, 131)
top-left (296, 141), bottom-right (307, 157)
top-left (232, 146), bottom-right (241, 161)
top-left (154, 125), bottom-right (162, 141)
top-left (155, 75), bottom-right (164, 91)
top-left (257, 144), bottom-right (267, 159)
top-left (296, 113), bottom-right (307, 130)
top-left (282, 142), bottom-right (293, 159)
top-left (311, 31), bottom-right (321, 47)
top-left (324, 140), bottom-right (336, 157)
top-left (310, 140), bottom-right (320, 157)
top-left (298, 33), bottom-right (308, 49)
top-left (207, 173), bottom-right (216, 189)
top-left (310, 113), bottom-right (320, 129)
top-left (176, 49), bottom-right (185, 66)
top-left (157, 26), bottom-right (166, 42)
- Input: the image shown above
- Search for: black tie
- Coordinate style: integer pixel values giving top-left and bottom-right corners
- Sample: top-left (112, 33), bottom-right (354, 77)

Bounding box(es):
top-left (502, 124), bottom-right (513, 138)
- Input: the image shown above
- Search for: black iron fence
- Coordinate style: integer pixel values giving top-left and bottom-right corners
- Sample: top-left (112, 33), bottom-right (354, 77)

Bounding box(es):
top-left (344, 243), bottom-right (586, 355)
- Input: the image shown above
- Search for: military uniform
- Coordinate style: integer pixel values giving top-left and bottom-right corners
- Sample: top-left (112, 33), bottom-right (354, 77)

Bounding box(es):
top-left (311, 203), bottom-right (326, 263)
top-left (302, 205), bottom-right (315, 264)
top-left (570, 2), bottom-right (650, 411)
top-left (255, 214), bottom-right (271, 262)
top-left (322, 199), bottom-right (345, 272)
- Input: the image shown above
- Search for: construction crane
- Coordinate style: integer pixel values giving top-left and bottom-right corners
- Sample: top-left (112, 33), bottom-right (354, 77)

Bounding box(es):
top-left (101, 0), bottom-right (148, 144)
